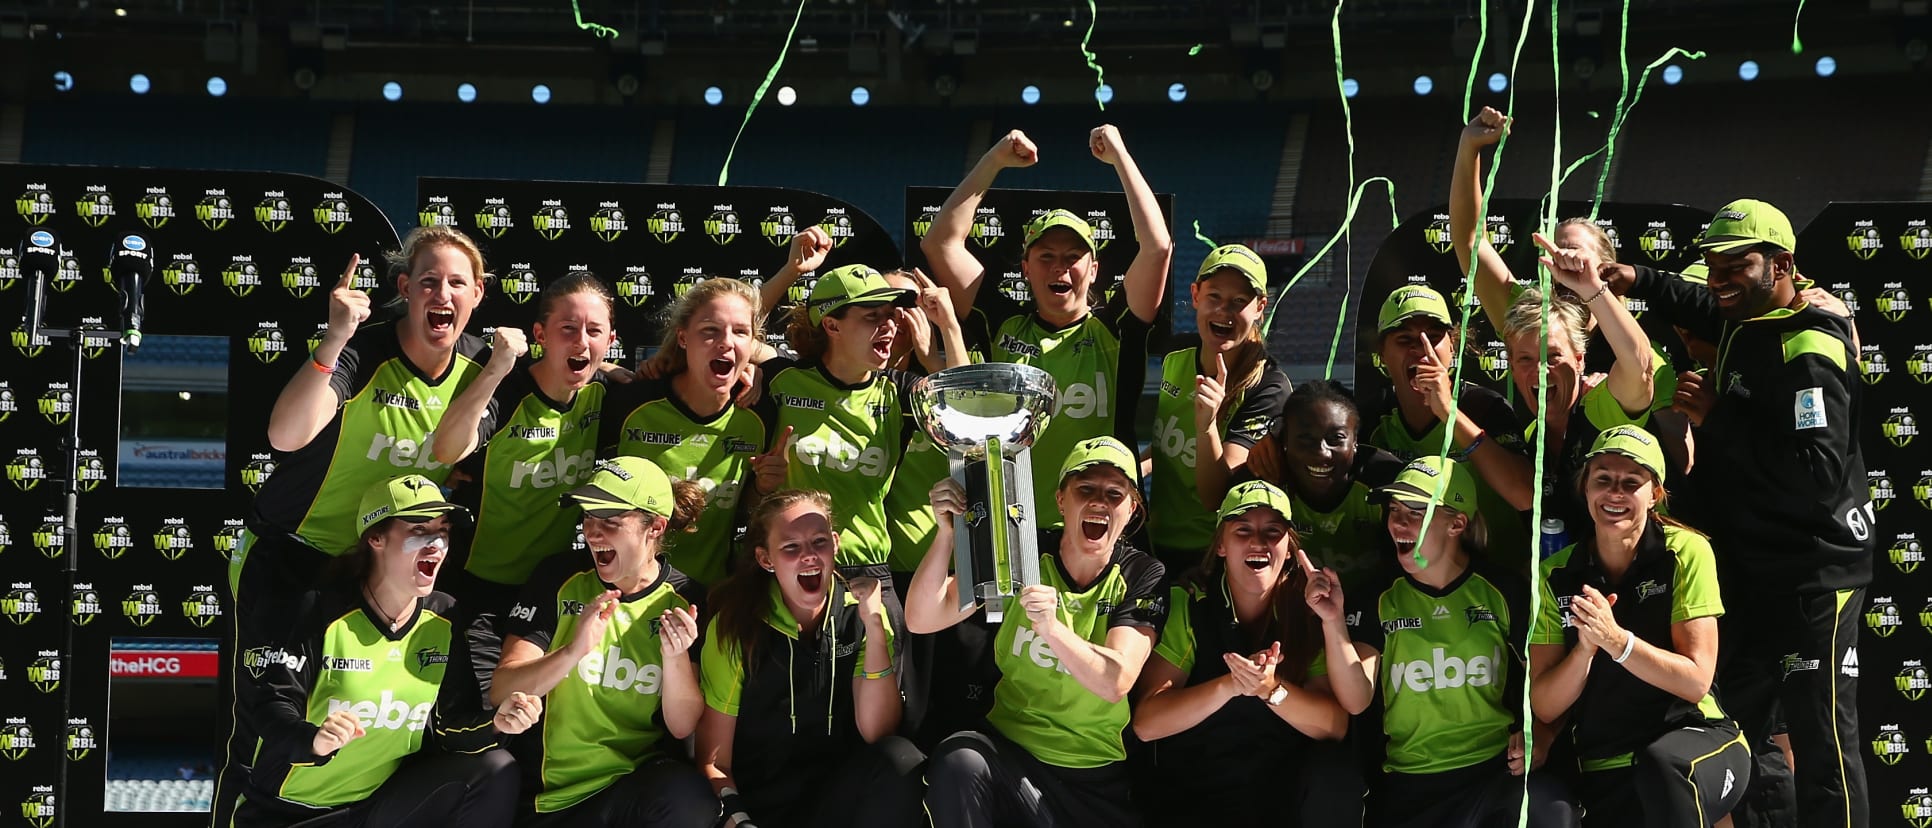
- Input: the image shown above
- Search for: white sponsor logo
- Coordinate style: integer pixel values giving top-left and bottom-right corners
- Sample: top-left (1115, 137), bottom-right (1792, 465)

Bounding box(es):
top-left (1794, 387), bottom-right (1827, 430)
top-left (576, 645), bottom-right (663, 694)
top-left (1387, 646), bottom-right (1501, 694)
top-left (326, 691), bottom-right (432, 732)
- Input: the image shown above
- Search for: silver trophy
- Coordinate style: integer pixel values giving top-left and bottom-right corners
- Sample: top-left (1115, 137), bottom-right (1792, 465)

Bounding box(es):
top-left (910, 363), bottom-right (1058, 622)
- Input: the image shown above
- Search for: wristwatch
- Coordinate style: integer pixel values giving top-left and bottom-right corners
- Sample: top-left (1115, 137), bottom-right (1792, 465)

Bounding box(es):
top-left (1266, 684), bottom-right (1290, 707)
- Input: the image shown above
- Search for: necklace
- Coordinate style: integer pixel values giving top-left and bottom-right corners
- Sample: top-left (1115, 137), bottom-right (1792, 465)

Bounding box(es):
top-left (363, 585), bottom-right (410, 632)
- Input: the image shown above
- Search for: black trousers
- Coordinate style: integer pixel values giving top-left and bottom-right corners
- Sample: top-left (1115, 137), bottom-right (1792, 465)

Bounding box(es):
top-left (1575, 723), bottom-right (1752, 828)
top-left (737, 736), bottom-right (926, 828)
top-left (1717, 587), bottom-right (1867, 828)
top-left (233, 749), bottom-right (518, 828)
top-left (519, 757), bottom-right (716, 828)
top-left (892, 570), bottom-right (1001, 752)
top-left (1368, 755), bottom-right (1579, 828)
top-left (925, 730), bottom-right (1138, 828)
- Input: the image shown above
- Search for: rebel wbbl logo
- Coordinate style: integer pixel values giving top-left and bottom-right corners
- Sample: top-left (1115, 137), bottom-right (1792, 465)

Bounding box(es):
top-left (1872, 470), bottom-right (1897, 512)
top-left (69, 586), bottom-right (99, 627)
top-left (19, 786), bottom-right (54, 828)
top-left (1, 719), bottom-right (32, 760)
top-left (28, 651), bottom-right (59, 693)
top-left (0, 516), bottom-right (10, 554)
top-left (969, 208), bottom-right (1005, 249)
top-left (419, 197), bottom-right (458, 228)
top-left (1898, 660), bottom-right (1931, 702)
top-left (224, 256), bottom-right (261, 298)
top-left (3, 585), bottom-right (39, 625)
top-left (14, 323), bottom-right (49, 358)
top-left (592, 202), bottom-right (629, 242)
top-left (1847, 221), bottom-right (1884, 260)
top-left (819, 208), bottom-right (855, 248)
top-left (1908, 789), bottom-right (1932, 828)
top-left (123, 587), bottom-right (161, 627)
top-left (1907, 345), bottom-right (1932, 385)
top-left (1872, 725), bottom-right (1910, 766)
top-left (183, 586), bottom-right (223, 628)
top-left (1903, 219), bottom-right (1932, 260)
top-left (1869, 597), bottom-right (1904, 639)
top-left (0, 249), bottom-right (18, 291)
top-left (1595, 219), bottom-right (1622, 253)
top-left (763, 209), bottom-right (799, 247)
top-left (6, 450), bottom-right (45, 492)
top-left (49, 249), bottom-right (79, 293)
top-left (1422, 214), bottom-right (1454, 254)
top-left (706, 206), bottom-right (742, 245)
top-left (282, 257), bottom-right (322, 298)
top-left (213, 520), bottom-right (246, 564)
top-left (912, 207), bottom-right (939, 241)
top-left (313, 193), bottom-right (353, 234)
top-left (36, 382), bottom-right (72, 425)
top-left (1892, 533), bottom-right (1924, 574)
top-left (155, 519), bottom-right (194, 561)
top-left (1862, 345), bottom-right (1890, 385)
top-left (674, 268), bottom-right (705, 300)
top-left (1878, 284), bottom-right (1913, 322)
top-left (533, 200), bottom-right (571, 240)
top-left (1638, 222), bottom-right (1676, 261)
top-left (1915, 472), bottom-right (1932, 512)
top-left (16, 185), bottom-right (55, 225)
top-left (500, 264), bottom-right (539, 305)
top-left (249, 322), bottom-right (289, 364)
top-left (475, 199), bottom-right (514, 238)
top-left (137, 188), bottom-right (175, 229)
top-left (255, 191), bottom-right (295, 232)
top-left (92, 518), bottom-right (132, 560)
top-left (196, 190), bottom-right (236, 230)
top-left (241, 454), bottom-right (277, 493)
top-left (648, 204), bottom-right (682, 244)
top-left (74, 187), bottom-right (114, 228)
top-left (616, 266), bottom-right (654, 308)
top-left (65, 720), bottom-right (96, 761)
top-left (1085, 209), bottom-right (1115, 251)
top-left (998, 269), bottom-right (1031, 303)
top-left (162, 254), bottom-right (201, 296)
top-left (32, 519), bottom-right (60, 560)
top-left (1884, 407), bottom-right (1919, 448)
top-left (78, 452), bottom-right (104, 493)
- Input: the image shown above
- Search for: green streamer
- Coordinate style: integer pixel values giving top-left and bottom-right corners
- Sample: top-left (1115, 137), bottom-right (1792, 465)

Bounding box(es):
top-left (718, 0), bottom-right (809, 185)
top-left (1191, 220), bottom-right (1216, 251)
top-left (1460, 0), bottom-right (1492, 122)
top-left (1258, 177), bottom-right (1397, 339)
top-left (1792, 0), bottom-right (1808, 53)
top-left (571, 0), bottom-right (618, 38)
top-left (1082, 0), bottom-right (1107, 111)
top-left (1588, 47), bottom-right (1707, 219)
top-left (1188, 44), bottom-right (1203, 56)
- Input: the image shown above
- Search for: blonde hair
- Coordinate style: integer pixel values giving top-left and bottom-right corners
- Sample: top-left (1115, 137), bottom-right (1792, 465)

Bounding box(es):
top-left (1501, 289), bottom-right (1589, 358)
top-left (1556, 218), bottom-right (1618, 265)
top-left (645, 278), bottom-right (764, 377)
top-left (384, 225), bottom-right (490, 287)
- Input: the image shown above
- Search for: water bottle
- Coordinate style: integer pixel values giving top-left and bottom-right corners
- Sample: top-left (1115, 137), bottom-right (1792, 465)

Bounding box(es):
top-left (1539, 517), bottom-right (1572, 561)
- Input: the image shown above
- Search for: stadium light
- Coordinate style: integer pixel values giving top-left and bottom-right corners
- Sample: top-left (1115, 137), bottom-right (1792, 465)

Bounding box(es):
top-left (457, 83), bottom-right (477, 103)
top-left (1342, 78), bottom-right (1359, 98)
top-left (1095, 83), bottom-right (1114, 105)
top-left (130, 73), bottom-right (151, 94)
top-left (1662, 65), bottom-right (1683, 85)
top-left (1815, 56), bottom-right (1837, 77)
top-left (1021, 84), bottom-right (1041, 105)
top-left (851, 86), bottom-right (870, 106)
top-left (53, 71), bottom-right (74, 92)
top-left (777, 85), bottom-right (797, 106)
top-left (704, 86), bottom-right (724, 106)
top-left (532, 84), bottom-right (551, 104)
top-left (1738, 60), bottom-right (1759, 81)
top-left (207, 76), bottom-right (227, 97)
top-left (382, 81), bottom-right (402, 102)
top-left (1487, 72), bottom-right (1507, 93)
top-left (1167, 82), bottom-right (1187, 102)
top-left (1413, 75), bottom-right (1433, 95)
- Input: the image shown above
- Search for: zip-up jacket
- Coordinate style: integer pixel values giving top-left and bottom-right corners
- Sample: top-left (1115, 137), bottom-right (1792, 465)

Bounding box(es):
top-left (1625, 265), bottom-right (1873, 591)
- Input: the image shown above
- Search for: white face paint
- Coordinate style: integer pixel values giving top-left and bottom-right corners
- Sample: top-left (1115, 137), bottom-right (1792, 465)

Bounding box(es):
top-left (402, 534), bottom-right (447, 555)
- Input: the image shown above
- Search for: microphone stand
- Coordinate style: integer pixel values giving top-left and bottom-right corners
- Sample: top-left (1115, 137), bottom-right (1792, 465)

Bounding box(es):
top-left (22, 265), bottom-right (122, 828)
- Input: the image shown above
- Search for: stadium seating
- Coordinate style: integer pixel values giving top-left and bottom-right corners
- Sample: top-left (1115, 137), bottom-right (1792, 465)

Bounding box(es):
top-left (22, 100), bottom-right (332, 178)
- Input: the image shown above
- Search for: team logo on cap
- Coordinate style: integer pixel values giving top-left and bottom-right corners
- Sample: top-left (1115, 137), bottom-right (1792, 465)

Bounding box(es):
top-left (705, 206), bottom-right (742, 245)
top-left (255, 192), bottom-right (294, 232)
top-left (20, 786), bottom-right (55, 828)
top-left (1899, 660), bottom-right (1931, 701)
top-left (1878, 284), bottom-right (1913, 323)
top-left (92, 518), bottom-right (131, 560)
top-left (313, 194), bottom-right (353, 234)
top-left (970, 207), bottom-right (1004, 249)
top-left (1915, 472), bottom-right (1932, 512)
top-left (241, 454), bottom-right (277, 493)
top-left (154, 519), bottom-right (194, 561)
top-left (1870, 598), bottom-right (1905, 639)
top-left (1873, 726), bottom-right (1910, 766)
top-left (475, 199), bottom-right (515, 238)
top-left (65, 720), bottom-right (96, 761)
top-left (3, 586), bottom-right (39, 625)
top-left (1903, 220), bottom-right (1931, 261)
top-left (32, 519), bottom-right (61, 559)
top-left (1638, 222), bottom-right (1676, 261)
top-left (1847, 221), bottom-right (1884, 261)
top-left (1893, 534), bottom-right (1924, 574)
top-left (912, 207), bottom-right (940, 241)
top-left (281, 257), bottom-right (322, 298)
top-left (419, 197), bottom-right (459, 228)
top-left (647, 204), bottom-right (681, 244)
top-left (16, 184), bottom-right (55, 225)
top-left (161, 254), bottom-right (201, 296)
top-left (74, 186), bottom-right (115, 228)
top-left (69, 586), bottom-right (99, 627)
top-left (1422, 214), bottom-right (1454, 254)
top-left (762, 208), bottom-right (798, 247)
top-left (7, 450), bottom-right (44, 492)
top-left (533, 200), bottom-right (571, 240)
top-left (591, 202), bottom-right (629, 242)
top-left (616, 265), bottom-right (654, 307)
top-left (28, 651), bottom-right (60, 693)
top-left (196, 190), bottom-right (235, 230)
top-left (183, 586), bottom-right (223, 628)
top-left (1, 719), bottom-right (33, 760)
top-left (123, 587), bottom-right (161, 627)
top-left (1884, 408), bottom-right (1919, 448)
top-left (223, 255), bottom-right (261, 298)
top-left (248, 322), bottom-right (288, 364)
top-left (37, 383), bottom-right (72, 425)
top-left (1861, 345), bottom-right (1890, 385)
top-left (136, 188), bottom-right (175, 229)
top-left (820, 208), bottom-right (855, 248)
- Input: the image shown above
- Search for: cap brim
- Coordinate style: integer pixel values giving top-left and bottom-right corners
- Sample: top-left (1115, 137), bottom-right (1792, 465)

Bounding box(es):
top-left (561, 484), bottom-right (639, 518)
top-left (1584, 448), bottom-right (1665, 484)
top-left (1370, 481), bottom-right (1435, 507)
top-left (1061, 458), bottom-right (1138, 487)
top-left (825, 287), bottom-right (917, 319)
top-left (1696, 235), bottom-right (1768, 254)
top-left (392, 502), bottom-right (467, 523)
top-left (1379, 309), bottom-right (1451, 333)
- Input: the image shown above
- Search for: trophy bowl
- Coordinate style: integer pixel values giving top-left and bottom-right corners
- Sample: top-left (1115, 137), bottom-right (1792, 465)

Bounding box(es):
top-left (910, 363), bottom-right (1058, 460)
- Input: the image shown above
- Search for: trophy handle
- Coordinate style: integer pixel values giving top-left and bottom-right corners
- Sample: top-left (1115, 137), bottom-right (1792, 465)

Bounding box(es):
top-left (1010, 447), bottom-right (1041, 589)
top-left (948, 454), bottom-right (982, 619)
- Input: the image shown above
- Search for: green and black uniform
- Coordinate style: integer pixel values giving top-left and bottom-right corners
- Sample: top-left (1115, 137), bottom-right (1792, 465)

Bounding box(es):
top-left (501, 554), bottom-right (714, 824)
top-left (602, 377), bottom-right (766, 586)
top-left (698, 582), bottom-right (923, 828)
top-left (1251, 443), bottom-right (1406, 606)
top-left (1533, 524), bottom-right (1749, 827)
top-left (234, 588), bottom-right (515, 828)
top-left (925, 534), bottom-right (1167, 828)
top-left (1147, 337), bottom-right (1290, 566)
top-left (1525, 348), bottom-right (1675, 536)
top-left (1141, 573), bottom-right (1328, 824)
top-left (970, 289), bottom-right (1154, 530)
top-left (1366, 385), bottom-right (1530, 568)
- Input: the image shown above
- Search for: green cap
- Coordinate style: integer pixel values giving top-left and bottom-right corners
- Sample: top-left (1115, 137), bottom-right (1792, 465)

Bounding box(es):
top-left (1058, 436), bottom-right (1140, 487)
top-left (806, 264), bottom-right (916, 325)
top-left (357, 475), bottom-right (468, 537)
top-left (1022, 209), bottom-right (1096, 252)
top-left (1218, 479), bottom-right (1295, 523)
top-left (1696, 199), bottom-right (1796, 255)
top-left (1372, 455), bottom-right (1476, 513)
top-left (1677, 262), bottom-right (1709, 285)
top-left (562, 456), bottom-right (674, 519)
top-left (1584, 424), bottom-right (1667, 485)
top-left (1377, 284), bottom-right (1453, 333)
top-left (1197, 244), bottom-right (1268, 296)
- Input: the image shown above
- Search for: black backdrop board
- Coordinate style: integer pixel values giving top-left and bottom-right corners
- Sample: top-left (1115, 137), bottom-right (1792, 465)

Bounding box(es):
top-left (1, 163), bottom-right (398, 828)
top-left (1354, 199), bottom-right (1713, 409)
top-left (416, 178), bottom-right (901, 357)
top-left (1795, 202), bottom-right (1932, 828)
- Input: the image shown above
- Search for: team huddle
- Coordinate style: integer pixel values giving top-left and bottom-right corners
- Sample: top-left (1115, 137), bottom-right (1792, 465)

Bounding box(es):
top-left (214, 112), bottom-right (1874, 828)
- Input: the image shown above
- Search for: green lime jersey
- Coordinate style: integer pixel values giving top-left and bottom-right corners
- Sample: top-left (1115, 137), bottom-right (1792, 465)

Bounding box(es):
top-left (971, 290), bottom-right (1153, 530)
top-left (1254, 445), bottom-right (1406, 598)
top-left (251, 323), bottom-right (489, 554)
top-left (1148, 340), bottom-right (1289, 551)
top-left (461, 366), bottom-right (606, 586)
top-left (503, 555), bottom-right (703, 813)
top-left (1357, 564), bottom-right (1526, 775)
top-left (752, 359), bottom-right (918, 569)
top-left (602, 377), bottom-right (766, 585)
top-left (986, 536), bottom-right (1166, 769)
top-left (1367, 384), bottom-right (1530, 568)
top-left (885, 430), bottom-right (950, 573)
top-left (239, 590), bottom-right (495, 814)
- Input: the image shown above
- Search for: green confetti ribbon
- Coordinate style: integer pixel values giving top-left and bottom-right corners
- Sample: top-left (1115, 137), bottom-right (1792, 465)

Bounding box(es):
top-left (718, 0), bottom-right (810, 185)
top-left (1792, 0), bottom-right (1808, 53)
top-left (1192, 220), bottom-right (1216, 251)
top-left (571, 0), bottom-right (618, 38)
top-left (1188, 43), bottom-right (1203, 56)
top-left (1589, 43), bottom-right (1709, 219)
top-left (1460, 0), bottom-right (1492, 122)
top-left (1082, 0), bottom-right (1107, 111)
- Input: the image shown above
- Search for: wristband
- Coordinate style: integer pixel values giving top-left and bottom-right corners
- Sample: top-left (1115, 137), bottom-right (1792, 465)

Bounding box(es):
top-left (1612, 631), bottom-right (1636, 664)
top-left (720, 789), bottom-right (752, 827)
top-left (1452, 430), bottom-right (1486, 461)
top-left (862, 665), bottom-right (895, 680)
top-left (309, 356), bottom-right (336, 375)
top-left (1583, 284), bottom-right (1612, 305)
top-left (1265, 684), bottom-right (1290, 707)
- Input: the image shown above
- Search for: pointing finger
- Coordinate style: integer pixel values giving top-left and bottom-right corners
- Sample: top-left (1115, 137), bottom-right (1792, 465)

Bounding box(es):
top-left (1213, 352), bottom-right (1227, 384)
top-left (337, 254), bottom-right (361, 290)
